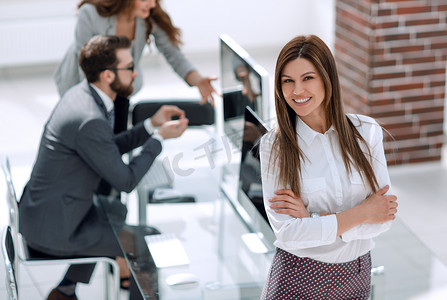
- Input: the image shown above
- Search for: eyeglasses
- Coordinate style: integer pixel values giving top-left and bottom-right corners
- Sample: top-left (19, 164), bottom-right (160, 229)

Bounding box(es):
top-left (102, 64), bottom-right (135, 72)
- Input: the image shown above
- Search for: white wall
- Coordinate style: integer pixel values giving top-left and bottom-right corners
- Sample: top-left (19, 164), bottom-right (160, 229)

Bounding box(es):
top-left (163, 0), bottom-right (335, 52)
top-left (0, 0), bottom-right (335, 67)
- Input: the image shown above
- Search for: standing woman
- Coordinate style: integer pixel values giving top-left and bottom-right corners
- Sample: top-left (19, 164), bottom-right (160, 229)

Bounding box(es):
top-left (55, 0), bottom-right (217, 133)
top-left (259, 35), bottom-right (398, 299)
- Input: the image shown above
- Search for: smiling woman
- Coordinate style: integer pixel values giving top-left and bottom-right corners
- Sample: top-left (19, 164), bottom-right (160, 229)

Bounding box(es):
top-left (259, 35), bottom-right (398, 299)
top-left (280, 58), bottom-right (326, 133)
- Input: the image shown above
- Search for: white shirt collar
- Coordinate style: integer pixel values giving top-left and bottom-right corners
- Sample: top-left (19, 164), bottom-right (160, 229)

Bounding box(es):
top-left (90, 84), bottom-right (114, 113)
top-left (296, 116), bottom-right (335, 146)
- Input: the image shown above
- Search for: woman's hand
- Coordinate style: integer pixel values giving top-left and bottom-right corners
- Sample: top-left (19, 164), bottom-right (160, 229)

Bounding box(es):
top-left (196, 76), bottom-right (219, 106)
top-left (360, 185), bottom-right (398, 224)
top-left (269, 189), bottom-right (310, 218)
top-left (185, 71), bottom-right (219, 106)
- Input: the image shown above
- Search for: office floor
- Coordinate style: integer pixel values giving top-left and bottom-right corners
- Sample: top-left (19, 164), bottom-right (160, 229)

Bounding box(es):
top-left (1, 47), bottom-right (447, 299)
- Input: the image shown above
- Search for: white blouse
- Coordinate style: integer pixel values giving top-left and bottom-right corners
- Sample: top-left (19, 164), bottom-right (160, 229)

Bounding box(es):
top-left (260, 114), bottom-right (393, 263)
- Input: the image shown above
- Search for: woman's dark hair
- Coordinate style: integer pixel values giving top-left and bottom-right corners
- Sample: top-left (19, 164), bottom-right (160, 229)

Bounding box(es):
top-left (271, 35), bottom-right (379, 196)
top-left (78, 0), bottom-right (182, 45)
top-left (79, 35), bottom-right (131, 83)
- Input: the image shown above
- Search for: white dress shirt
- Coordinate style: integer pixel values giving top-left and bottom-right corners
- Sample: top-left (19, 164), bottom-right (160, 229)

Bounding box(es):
top-left (90, 84), bottom-right (163, 142)
top-left (260, 113), bottom-right (393, 263)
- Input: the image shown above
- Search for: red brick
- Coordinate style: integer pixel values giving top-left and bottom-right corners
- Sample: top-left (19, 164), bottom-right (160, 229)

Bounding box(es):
top-left (402, 56), bottom-right (437, 65)
top-left (371, 58), bottom-right (398, 67)
top-left (401, 94), bottom-right (436, 103)
top-left (408, 155), bottom-right (442, 164)
top-left (389, 45), bottom-right (425, 53)
top-left (426, 130), bottom-right (444, 138)
top-left (405, 18), bottom-right (441, 27)
top-left (419, 117), bottom-right (444, 126)
top-left (411, 105), bottom-right (444, 115)
top-left (378, 8), bottom-right (393, 16)
top-left (431, 81), bottom-right (447, 88)
top-left (371, 71), bottom-right (407, 80)
top-left (388, 82), bottom-right (424, 92)
top-left (430, 41), bottom-right (447, 50)
top-left (417, 30), bottom-right (447, 38)
top-left (376, 21), bottom-right (400, 29)
top-left (369, 98), bottom-right (396, 106)
top-left (376, 33), bottom-right (410, 42)
top-left (412, 68), bottom-right (446, 77)
top-left (397, 6), bottom-right (432, 15)
top-left (397, 144), bottom-right (431, 153)
top-left (370, 86), bottom-right (385, 93)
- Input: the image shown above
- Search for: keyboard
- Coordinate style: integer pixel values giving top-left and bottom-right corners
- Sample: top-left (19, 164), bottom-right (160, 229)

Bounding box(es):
top-left (145, 233), bottom-right (190, 268)
top-left (139, 158), bottom-right (174, 191)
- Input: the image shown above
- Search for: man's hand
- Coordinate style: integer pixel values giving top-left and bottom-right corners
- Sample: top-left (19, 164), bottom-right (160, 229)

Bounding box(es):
top-left (269, 189), bottom-right (310, 218)
top-left (151, 105), bottom-right (185, 127)
top-left (157, 118), bottom-right (189, 140)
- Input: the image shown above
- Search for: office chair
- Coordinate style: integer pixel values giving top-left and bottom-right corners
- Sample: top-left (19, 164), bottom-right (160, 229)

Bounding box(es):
top-left (131, 99), bottom-right (215, 206)
top-left (1, 155), bottom-right (120, 300)
top-left (2, 226), bottom-right (18, 300)
top-left (131, 99), bottom-right (215, 127)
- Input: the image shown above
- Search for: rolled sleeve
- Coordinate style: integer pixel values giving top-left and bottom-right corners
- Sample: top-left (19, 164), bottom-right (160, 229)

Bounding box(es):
top-left (277, 215), bottom-right (338, 250)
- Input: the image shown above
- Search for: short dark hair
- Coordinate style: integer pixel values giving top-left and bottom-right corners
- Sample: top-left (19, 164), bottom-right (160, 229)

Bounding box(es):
top-left (79, 35), bottom-right (132, 83)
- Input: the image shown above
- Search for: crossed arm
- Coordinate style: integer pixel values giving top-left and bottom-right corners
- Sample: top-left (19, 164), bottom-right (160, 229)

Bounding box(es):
top-left (269, 186), bottom-right (398, 237)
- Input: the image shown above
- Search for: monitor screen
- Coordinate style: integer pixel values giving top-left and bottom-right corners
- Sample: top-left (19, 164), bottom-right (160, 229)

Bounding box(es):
top-left (226, 106), bottom-right (275, 251)
top-left (219, 34), bottom-right (269, 150)
top-left (239, 106), bottom-right (268, 222)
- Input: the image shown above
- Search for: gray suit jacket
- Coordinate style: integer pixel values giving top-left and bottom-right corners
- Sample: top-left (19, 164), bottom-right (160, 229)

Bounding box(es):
top-left (54, 3), bottom-right (195, 96)
top-left (19, 80), bottom-right (162, 253)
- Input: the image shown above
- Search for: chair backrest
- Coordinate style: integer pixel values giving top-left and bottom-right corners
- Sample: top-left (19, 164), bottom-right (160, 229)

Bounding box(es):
top-left (1, 155), bottom-right (20, 273)
top-left (131, 100), bottom-right (215, 127)
top-left (2, 226), bottom-right (18, 300)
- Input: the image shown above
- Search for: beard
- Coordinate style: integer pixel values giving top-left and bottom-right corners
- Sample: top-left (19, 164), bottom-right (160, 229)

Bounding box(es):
top-left (110, 76), bottom-right (134, 99)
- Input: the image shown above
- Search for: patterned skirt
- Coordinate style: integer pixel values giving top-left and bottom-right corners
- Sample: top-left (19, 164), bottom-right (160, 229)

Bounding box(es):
top-left (261, 248), bottom-right (371, 300)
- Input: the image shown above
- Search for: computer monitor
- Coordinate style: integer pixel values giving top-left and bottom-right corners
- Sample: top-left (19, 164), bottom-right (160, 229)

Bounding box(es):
top-left (238, 106), bottom-right (268, 222)
top-left (221, 106), bottom-right (275, 252)
top-left (219, 34), bottom-right (270, 150)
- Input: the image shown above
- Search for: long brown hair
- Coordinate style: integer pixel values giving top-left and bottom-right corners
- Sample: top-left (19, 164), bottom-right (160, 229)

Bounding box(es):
top-left (78, 0), bottom-right (182, 46)
top-left (271, 35), bottom-right (379, 197)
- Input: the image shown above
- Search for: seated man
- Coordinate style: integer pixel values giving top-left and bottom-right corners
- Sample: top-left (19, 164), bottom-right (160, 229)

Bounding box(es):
top-left (18, 35), bottom-right (189, 300)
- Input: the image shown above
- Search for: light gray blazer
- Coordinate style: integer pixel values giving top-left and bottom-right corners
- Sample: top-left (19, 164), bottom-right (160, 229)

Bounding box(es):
top-left (19, 80), bottom-right (162, 253)
top-left (54, 3), bottom-right (195, 96)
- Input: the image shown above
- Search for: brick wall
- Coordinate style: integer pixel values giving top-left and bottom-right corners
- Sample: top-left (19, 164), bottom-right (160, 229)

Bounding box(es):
top-left (335, 0), bottom-right (447, 165)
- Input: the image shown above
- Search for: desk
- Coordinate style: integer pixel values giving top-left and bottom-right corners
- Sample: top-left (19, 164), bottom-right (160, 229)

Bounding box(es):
top-left (106, 195), bottom-right (274, 300)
